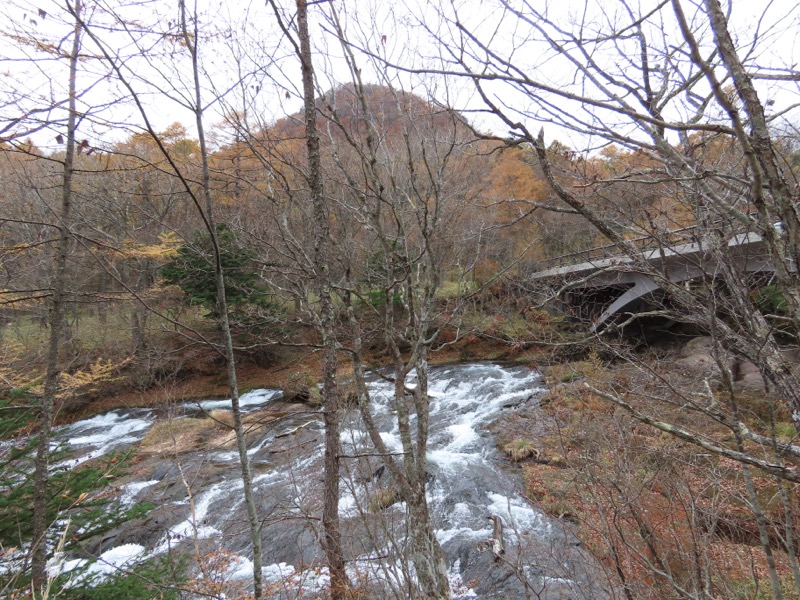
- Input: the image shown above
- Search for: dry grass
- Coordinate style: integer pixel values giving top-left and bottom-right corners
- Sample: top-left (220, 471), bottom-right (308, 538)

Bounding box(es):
top-left (368, 487), bottom-right (399, 512)
top-left (543, 352), bottom-right (608, 386)
top-left (140, 417), bottom-right (216, 454)
top-left (501, 438), bottom-right (540, 462)
top-left (523, 464), bottom-right (577, 521)
top-left (207, 409), bottom-right (235, 428)
top-left (511, 355), bottom-right (800, 597)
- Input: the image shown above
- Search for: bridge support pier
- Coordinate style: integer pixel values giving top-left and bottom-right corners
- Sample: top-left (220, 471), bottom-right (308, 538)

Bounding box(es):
top-left (590, 275), bottom-right (661, 332)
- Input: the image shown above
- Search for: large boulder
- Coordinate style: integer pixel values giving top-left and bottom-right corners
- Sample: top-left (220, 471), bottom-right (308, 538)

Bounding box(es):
top-left (678, 336), bottom-right (716, 359)
top-left (675, 336), bottom-right (739, 379)
top-left (281, 370), bottom-right (322, 406)
top-left (675, 336), bottom-right (722, 377)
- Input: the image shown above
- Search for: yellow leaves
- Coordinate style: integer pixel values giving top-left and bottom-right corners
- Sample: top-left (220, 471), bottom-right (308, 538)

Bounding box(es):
top-left (487, 146), bottom-right (548, 205)
top-left (0, 367), bottom-right (39, 393)
top-left (0, 241), bottom-right (46, 257)
top-left (0, 340), bottom-right (39, 391)
top-left (0, 354), bottom-right (131, 399)
top-left (120, 232), bottom-right (181, 261)
top-left (56, 357), bottom-right (131, 399)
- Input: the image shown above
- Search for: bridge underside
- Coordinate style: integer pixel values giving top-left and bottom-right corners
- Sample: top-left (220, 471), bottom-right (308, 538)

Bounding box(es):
top-left (532, 229), bottom-right (780, 332)
top-left (552, 252), bottom-right (774, 332)
top-left (557, 273), bottom-right (663, 331)
top-left (562, 274), bottom-right (672, 332)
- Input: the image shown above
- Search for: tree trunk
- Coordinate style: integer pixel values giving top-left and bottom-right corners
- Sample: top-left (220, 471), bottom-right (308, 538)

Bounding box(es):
top-left (408, 492), bottom-right (451, 599)
top-left (180, 2), bottom-right (264, 596)
top-left (295, 1), bottom-right (349, 595)
top-left (30, 0), bottom-right (82, 589)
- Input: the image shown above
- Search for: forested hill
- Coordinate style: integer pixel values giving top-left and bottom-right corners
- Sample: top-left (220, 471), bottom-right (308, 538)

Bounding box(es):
top-left (3, 1), bottom-right (800, 598)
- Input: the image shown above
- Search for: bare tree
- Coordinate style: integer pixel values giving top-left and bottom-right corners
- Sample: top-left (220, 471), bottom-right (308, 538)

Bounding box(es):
top-left (72, 2), bottom-right (273, 595)
top-left (307, 7), bottom-right (495, 595)
top-left (267, 0), bottom-right (350, 596)
top-left (413, 0), bottom-right (800, 429)
top-left (28, 3), bottom-right (84, 589)
top-left (369, 1), bottom-right (800, 596)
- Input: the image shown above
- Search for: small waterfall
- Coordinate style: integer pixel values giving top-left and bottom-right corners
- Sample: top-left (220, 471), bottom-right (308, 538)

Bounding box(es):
top-left (41, 363), bottom-right (610, 598)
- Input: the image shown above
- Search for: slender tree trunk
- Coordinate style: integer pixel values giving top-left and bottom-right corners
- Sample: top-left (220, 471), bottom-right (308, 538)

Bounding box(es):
top-left (318, 10), bottom-right (453, 593)
top-left (97, 271), bottom-right (107, 325)
top-left (408, 492), bottom-right (451, 599)
top-left (295, 1), bottom-right (348, 596)
top-left (682, 0), bottom-right (800, 430)
top-left (30, 0), bottom-right (82, 589)
top-left (179, 2), bottom-right (264, 596)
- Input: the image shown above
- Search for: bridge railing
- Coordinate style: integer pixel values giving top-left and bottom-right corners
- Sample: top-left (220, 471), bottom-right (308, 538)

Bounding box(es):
top-left (534, 219), bottom-right (743, 272)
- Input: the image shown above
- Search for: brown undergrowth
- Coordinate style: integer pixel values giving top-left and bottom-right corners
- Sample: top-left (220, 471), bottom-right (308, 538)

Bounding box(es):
top-left (496, 349), bottom-right (800, 599)
top-left (62, 302), bottom-right (523, 422)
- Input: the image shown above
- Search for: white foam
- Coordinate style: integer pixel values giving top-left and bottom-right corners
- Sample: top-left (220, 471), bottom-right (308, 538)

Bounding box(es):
top-left (486, 492), bottom-right (551, 536)
top-left (444, 421), bottom-right (478, 451)
top-left (91, 543), bottom-right (146, 575)
top-left (449, 502), bottom-right (474, 524)
top-left (197, 389), bottom-right (280, 412)
top-left (51, 543), bottom-right (146, 585)
top-left (153, 480), bottom-right (240, 554)
top-left (53, 411), bottom-right (153, 467)
top-left (263, 561), bottom-right (297, 583)
top-left (119, 480), bottom-right (159, 505)
top-left (211, 450), bottom-right (240, 462)
top-left (436, 526), bottom-right (489, 546)
top-left (427, 448), bottom-right (480, 471)
top-left (338, 490), bottom-right (360, 518)
top-left (64, 413), bottom-right (151, 449)
top-left (224, 554), bottom-right (255, 581)
top-left (379, 431), bottom-right (401, 451)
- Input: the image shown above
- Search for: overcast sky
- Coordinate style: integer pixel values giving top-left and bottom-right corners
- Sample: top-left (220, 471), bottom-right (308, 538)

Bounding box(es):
top-left (1, 0), bottom-right (798, 153)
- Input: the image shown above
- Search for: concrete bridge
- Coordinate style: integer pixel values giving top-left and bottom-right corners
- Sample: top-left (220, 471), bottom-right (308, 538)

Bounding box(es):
top-left (531, 223), bottom-right (776, 331)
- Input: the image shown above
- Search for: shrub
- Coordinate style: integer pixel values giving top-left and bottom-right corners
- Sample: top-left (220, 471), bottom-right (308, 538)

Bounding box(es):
top-left (368, 487), bottom-right (399, 512)
top-left (161, 224), bottom-right (277, 318)
top-left (501, 438), bottom-right (540, 462)
top-left (752, 284), bottom-right (788, 316)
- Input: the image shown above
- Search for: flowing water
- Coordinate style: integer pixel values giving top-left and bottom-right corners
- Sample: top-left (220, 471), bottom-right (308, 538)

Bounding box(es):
top-left (38, 363), bottom-right (610, 598)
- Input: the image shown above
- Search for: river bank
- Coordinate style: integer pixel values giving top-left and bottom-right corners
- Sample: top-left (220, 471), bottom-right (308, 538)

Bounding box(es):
top-left (491, 336), bottom-right (800, 598)
top-left (34, 362), bottom-right (613, 599)
top-left (70, 334), bottom-right (528, 419)
top-left (8, 316), bottom-right (800, 598)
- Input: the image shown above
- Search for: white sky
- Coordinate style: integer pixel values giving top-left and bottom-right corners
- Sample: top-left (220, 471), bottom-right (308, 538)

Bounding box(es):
top-left (0, 0), bottom-right (798, 154)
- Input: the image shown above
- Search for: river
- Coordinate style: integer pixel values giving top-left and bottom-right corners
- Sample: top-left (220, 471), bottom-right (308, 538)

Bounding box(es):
top-left (42, 362), bottom-right (610, 599)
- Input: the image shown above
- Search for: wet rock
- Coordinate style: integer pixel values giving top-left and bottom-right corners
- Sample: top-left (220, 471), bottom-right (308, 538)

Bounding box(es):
top-left (255, 511), bottom-right (322, 566)
top-left (736, 372), bottom-right (767, 390)
top-left (781, 347), bottom-right (800, 364)
top-left (79, 505), bottom-right (186, 557)
top-left (678, 336), bottom-right (715, 358)
top-left (148, 477), bottom-right (189, 504)
top-left (451, 531), bottom-right (610, 600)
top-left (149, 461), bottom-right (180, 481)
top-left (455, 542), bottom-right (519, 598)
top-left (734, 359), bottom-right (761, 378)
top-left (142, 460), bottom-right (230, 504)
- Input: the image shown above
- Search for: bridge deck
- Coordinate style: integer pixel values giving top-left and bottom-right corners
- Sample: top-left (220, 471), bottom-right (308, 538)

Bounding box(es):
top-left (531, 229), bottom-right (775, 330)
top-left (531, 232), bottom-right (769, 283)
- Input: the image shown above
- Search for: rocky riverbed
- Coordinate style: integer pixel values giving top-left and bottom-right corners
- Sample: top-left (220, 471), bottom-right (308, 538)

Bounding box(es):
top-left (38, 363), bottom-right (611, 599)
